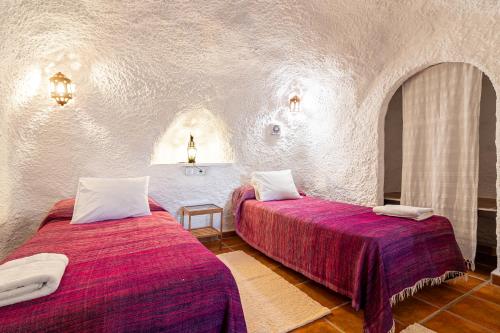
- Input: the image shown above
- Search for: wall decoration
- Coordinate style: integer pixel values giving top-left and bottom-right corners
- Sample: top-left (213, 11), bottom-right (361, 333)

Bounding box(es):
top-left (49, 72), bottom-right (74, 106)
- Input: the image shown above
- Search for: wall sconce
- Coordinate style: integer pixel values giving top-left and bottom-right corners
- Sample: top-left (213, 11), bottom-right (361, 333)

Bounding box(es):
top-left (187, 134), bottom-right (197, 164)
top-left (289, 95), bottom-right (300, 112)
top-left (49, 72), bottom-right (74, 106)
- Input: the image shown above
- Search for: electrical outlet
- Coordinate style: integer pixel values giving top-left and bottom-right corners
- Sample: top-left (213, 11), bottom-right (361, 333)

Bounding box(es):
top-left (184, 166), bottom-right (207, 176)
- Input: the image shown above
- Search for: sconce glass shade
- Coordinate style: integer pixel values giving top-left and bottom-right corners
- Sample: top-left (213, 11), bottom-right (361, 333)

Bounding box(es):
top-left (187, 134), bottom-right (197, 164)
top-left (289, 95), bottom-right (300, 112)
top-left (49, 72), bottom-right (74, 106)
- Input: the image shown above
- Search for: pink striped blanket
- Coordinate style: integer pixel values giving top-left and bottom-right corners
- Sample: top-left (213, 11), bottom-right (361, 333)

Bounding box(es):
top-left (232, 185), bottom-right (465, 333)
top-left (0, 198), bottom-right (246, 333)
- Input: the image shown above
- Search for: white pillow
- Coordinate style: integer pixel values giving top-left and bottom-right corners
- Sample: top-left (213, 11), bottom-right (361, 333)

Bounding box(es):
top-left (251, 170), bottom-right (301, 202)
top-left (71, 176), bottom-right (151, 224)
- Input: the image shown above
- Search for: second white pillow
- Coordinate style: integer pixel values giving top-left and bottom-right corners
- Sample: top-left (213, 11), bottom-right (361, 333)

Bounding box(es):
top-left (71, 176), bottom-right (151, 224)
top-left (251, 170), bottom-right (301, 202)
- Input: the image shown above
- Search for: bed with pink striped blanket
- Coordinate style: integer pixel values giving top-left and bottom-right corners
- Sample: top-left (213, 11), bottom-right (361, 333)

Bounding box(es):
top-left (0, 198), bottom-right (246, 333)
top-left (232, 185), bottom-right (465, 333)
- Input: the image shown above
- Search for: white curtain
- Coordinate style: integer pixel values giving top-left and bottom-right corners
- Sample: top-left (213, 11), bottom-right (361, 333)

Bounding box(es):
top-left (401, 63), bottom-right (483, 268)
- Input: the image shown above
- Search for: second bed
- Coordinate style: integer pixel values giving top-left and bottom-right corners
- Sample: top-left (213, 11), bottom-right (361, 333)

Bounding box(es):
top-left (232, 185), bottom-right (465, 333)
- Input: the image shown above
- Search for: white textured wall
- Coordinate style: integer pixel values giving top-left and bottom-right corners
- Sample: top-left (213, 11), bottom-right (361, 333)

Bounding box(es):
top-left (0, 1), bottom-right (499, 265)
top-left (148, 164), bottom-right (244, 230)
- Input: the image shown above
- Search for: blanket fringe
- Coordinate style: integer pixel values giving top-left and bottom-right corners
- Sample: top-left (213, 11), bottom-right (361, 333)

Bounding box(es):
top-left (389, 271), bottom-right (465, 306)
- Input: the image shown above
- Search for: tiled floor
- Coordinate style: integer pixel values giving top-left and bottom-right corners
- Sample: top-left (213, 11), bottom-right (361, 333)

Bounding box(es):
top-left (202, 235), bottom-right (500, 333)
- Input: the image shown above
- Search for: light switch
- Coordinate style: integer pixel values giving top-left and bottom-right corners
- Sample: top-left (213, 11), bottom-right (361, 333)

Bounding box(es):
top-left (271, 124), bottom-right (281, 136)
top-left (184, 166), bottom-right (207, 176)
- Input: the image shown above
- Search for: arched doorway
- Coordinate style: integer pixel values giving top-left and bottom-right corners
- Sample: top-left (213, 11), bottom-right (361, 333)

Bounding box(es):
top-left (383, 63), bottom-right (497, 272)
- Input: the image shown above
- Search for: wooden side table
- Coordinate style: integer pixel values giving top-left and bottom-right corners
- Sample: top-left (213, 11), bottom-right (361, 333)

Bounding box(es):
top-left (180, 204), bottom-right (224, 241)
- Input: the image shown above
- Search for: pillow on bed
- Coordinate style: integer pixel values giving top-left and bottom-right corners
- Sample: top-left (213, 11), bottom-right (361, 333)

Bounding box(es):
top-left (251, 170), bottom-right (301, 201)
top-left (71, 176), bottom-right (151, 224)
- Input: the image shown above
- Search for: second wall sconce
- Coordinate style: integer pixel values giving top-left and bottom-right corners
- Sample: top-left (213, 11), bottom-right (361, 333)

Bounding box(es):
top-left (49, 72), bottom-right (74, 106)
top-left (289, 95), bottom-right (300, 112)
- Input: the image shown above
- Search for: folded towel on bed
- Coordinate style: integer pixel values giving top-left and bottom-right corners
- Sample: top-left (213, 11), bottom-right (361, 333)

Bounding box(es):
top-left (373, 205), bottom-right (434, 221)
top-left (0, 253), bottom-right (68, 307)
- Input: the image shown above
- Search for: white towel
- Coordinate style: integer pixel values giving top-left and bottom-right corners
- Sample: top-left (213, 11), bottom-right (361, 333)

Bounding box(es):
top-left (373, 205), bottom-right (434, 221)
top-left (0, 253), bottom-right (69, 307)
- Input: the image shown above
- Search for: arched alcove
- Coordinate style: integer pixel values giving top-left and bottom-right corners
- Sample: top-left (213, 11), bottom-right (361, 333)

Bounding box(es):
top-left (380, 62), bottom-right (498, 271)
top-left (151, 108), bottom-right (234, 165)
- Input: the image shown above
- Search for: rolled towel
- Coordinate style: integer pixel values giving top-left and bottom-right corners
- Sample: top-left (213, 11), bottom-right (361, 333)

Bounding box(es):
top-left (0, 253), bottom-right (68, 307)
top-left (373, 205), bottom-right (434, 221)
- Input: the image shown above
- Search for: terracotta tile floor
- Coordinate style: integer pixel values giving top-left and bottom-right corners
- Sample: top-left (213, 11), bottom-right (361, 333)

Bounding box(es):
top-left (203, 236), bottom-right (500, 333)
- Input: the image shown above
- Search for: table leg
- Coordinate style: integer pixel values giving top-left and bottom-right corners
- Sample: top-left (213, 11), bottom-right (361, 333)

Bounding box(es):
top-left (188, 215), bottom-right (191, 231)
top-left (220, 211), bottom-right (224, 241)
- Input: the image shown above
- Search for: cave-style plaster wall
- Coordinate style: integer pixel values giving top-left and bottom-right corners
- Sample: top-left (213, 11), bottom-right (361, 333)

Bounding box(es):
top-left (0, 1), bottom-right (499, 263)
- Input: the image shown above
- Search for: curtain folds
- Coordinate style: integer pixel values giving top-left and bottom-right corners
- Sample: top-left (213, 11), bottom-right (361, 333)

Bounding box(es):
top-left (401, 63), bottom-right (483, 267)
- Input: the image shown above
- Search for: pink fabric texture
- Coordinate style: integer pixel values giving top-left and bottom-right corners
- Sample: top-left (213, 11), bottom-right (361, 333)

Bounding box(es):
top-left (232, 185), bottom-right (465, 333)
top-left (1, 199), bottom-right (246, 333)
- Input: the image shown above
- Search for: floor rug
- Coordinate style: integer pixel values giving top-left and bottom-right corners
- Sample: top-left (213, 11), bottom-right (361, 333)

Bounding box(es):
top-left (400, 323), bottom-right (436, 333)
top-left (217, 250), bottom-right (330, 333)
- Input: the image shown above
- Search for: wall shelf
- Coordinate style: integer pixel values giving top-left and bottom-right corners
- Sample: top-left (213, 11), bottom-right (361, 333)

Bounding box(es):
top-left (150, 162), bottom-right (233, 167)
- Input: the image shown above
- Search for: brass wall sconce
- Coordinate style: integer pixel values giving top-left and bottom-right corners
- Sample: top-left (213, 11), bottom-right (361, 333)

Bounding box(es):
top-left (187, 134), bottom-right (197, 164)
top-left (289, 95), bottom-right (300, 112)
top-left (49, 72), bottom-right (74, 106)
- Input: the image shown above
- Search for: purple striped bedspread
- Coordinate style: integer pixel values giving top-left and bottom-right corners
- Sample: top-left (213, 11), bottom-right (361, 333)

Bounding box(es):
top-left (232, 185), bottom-right (465, 333)
top-left (0, 198), bottom-right (247, 333)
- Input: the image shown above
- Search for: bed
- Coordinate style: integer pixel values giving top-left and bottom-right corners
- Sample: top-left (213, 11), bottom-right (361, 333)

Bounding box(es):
top-left (232, 185), bottom-right (466, 333)
top-left (0, 198), bottom-right (246, 333)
